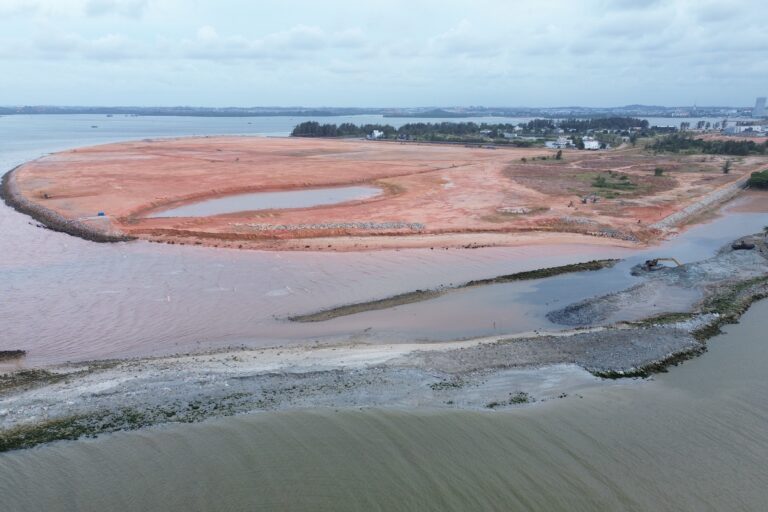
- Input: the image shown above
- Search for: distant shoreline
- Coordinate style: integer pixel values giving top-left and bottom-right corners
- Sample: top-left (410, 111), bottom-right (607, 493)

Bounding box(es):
top-left (0, 106), bottom-right (757, 119)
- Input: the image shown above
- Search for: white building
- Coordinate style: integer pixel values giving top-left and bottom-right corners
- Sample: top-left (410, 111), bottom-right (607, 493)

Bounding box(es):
top-left (583, 137), bottom-right (600, 150)
top-left (546, 136), bottom-right (572, 149)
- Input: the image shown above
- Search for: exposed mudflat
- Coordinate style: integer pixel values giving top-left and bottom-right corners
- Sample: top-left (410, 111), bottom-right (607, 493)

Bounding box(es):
top-left (0, 325), bottom-right (699, 451)
top-left (548, 235), bottom-right (768, 326)
top-left (2, 234), bottom-right (766, 451)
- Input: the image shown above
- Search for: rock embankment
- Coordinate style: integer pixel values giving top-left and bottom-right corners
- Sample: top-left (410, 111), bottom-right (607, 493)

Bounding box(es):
top-left (651, 176), bottom-right (748, 231)
top-left (0, 167), bottom-right (135, 243)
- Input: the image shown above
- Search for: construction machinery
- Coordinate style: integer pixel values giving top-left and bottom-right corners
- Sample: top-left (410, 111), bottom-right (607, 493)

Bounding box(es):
top-left (732, 240), bottom-right (756, 250)
top-left (641, 257), bottom-right (682, 272)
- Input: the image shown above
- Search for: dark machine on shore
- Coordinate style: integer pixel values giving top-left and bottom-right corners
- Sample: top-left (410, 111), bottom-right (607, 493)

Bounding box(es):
top-left (642, 257), bottom-right (682, 271)
top-left (732, 240), bottom-right (756, 251)
top-left (632, 257), bottom-right (682, 275)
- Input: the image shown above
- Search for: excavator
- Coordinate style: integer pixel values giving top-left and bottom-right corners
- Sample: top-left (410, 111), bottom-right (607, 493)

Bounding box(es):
top-left (641, 257), bottom-right (682, 272)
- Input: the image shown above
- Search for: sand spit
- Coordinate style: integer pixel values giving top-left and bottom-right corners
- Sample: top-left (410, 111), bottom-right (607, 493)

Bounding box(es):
top-left (2, 235), bottom-right (767, 451)
top-left (8, 137), bottom-right (766, 251)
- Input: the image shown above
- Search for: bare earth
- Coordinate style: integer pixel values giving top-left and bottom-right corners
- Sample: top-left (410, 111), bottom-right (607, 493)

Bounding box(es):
top-left (10, 136), bottom-right (765, 250)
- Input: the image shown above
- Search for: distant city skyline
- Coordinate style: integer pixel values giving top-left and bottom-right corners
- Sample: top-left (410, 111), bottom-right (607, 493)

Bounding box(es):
top-left (1, 0), bottom-right (766, 107)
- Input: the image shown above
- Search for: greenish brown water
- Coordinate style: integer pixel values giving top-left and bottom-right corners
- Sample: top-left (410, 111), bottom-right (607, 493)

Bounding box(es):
top-left (2, 301), bottom-right (768, 511)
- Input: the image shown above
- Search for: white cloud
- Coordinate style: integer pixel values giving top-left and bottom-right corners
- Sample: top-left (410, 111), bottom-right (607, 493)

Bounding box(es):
top-left (85, 0), bottom-right (149, 18)
top-left (0, 0), bottom-right (766, 106)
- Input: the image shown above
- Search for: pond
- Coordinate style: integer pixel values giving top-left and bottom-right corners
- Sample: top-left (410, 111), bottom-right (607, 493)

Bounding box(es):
top-left (147, 185), bottom-right (382, 217)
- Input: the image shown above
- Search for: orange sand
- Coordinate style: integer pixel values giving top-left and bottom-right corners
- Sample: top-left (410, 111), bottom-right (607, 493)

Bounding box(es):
top-left (12, 136), bottom-right (766, 251)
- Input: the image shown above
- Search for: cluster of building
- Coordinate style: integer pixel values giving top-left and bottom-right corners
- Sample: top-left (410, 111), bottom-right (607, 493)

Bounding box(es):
top-left (723, 123), bottom-right (766, 135)
top-left (546, 136), bottom-right (602, 150)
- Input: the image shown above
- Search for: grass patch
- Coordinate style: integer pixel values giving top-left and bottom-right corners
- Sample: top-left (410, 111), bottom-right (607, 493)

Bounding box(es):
top-left (0, 369), bottom-right (67, 394)
top-left (486, 392), bottom-right (532, 408)
top-left (0, 350), bottom-right (26, 361)
top-left (0, 415), bottom-right (101, 452)
top-left (429, 379), bottom-right (466, 391)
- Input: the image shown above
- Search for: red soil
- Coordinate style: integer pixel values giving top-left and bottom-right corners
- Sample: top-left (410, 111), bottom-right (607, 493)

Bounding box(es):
top-left (11, 136), bottom-right (765, 251)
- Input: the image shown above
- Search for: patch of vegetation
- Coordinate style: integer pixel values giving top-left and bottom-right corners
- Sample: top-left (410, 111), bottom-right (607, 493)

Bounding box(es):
top-left (592, 345), bottom-right (707, 379)
top-left (688, 275), bottom-right (768, 340)
top-left (700, 276), bottom-right (768, 319)
top-left (648, 134), bottom-right (768, 155)
top-left (0, 392), bottom-right (256, 452)
top-left (0, 350), bottom-right (26, 361)
top-left (292, 117), bottom-right (660, 146)
top-left (592, 173), bottom-right (637, 191)
top-left (0, 369), bottom-right (66, 394)
top-left (627, 312), bottom-right (697, 327)
top-left (289, 289), bottom-right (445, 322)
top-left (430, 379), bottom-right (466, 391)
top-left (0, 415), bottom-right (101, 452)
top-left (654, 167), bottom-right (665, 176)
top-left (747, 170), bottom-right (768, 189)
top-left (463, 259), bottom-right (619, 287)
top-left (486, 392), bottom-right (532, 408)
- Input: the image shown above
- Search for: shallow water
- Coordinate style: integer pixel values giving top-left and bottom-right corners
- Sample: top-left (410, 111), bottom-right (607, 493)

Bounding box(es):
top-left (1, 115), bottom-right (767, 366)
top-left (2, 114), bottom-right (768, 510)
top-left (148, 185), bottom-right (382, 217)
top-left (2, 300), bottom-right (767, 511)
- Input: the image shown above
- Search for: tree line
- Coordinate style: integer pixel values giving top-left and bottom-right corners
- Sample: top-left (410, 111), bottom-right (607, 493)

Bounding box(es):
top-left (648, 134), bottom-right (768, 156)
top-left (291, 117), bottom-right (654, 142)
top-left (291, 121), bottom-right (534, 145)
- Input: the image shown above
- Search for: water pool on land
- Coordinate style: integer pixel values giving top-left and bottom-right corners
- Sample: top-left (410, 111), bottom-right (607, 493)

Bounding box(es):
top-left (147, 185), bottom-right (382, 217)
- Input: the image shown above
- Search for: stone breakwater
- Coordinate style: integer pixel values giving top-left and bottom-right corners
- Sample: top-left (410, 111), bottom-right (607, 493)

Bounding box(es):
top-left (651, 176), bottom-right (748, 231)
top-left (0, 167), bottom-right (135, 243)
top-left (231, 221), bottom-right (426, 232)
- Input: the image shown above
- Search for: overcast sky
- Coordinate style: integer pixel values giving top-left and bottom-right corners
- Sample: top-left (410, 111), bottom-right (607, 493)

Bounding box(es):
top-left (1, 0), bottom-right (766, 107)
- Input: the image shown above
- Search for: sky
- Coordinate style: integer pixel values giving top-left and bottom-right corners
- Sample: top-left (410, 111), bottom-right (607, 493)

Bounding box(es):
top-left (0, 0), bottom-right (766, 108)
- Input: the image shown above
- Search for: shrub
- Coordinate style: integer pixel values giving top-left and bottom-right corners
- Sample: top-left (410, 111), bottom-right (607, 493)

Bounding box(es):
top-left (747, 170), bottom-right (768, 189)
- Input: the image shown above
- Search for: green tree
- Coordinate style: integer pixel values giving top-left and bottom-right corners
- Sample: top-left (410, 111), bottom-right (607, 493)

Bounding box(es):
top-left (723, 159), bottom-right (731, 174)
top-left (654, 167), bottom-right (664, 176)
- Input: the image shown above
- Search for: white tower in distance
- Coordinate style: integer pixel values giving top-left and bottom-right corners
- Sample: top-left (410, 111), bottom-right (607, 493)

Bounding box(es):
top-left (753, 97), bottom-right (766, 118)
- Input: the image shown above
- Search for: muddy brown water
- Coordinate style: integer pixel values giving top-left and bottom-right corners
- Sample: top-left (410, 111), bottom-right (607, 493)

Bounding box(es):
top-left (2, 115), bottom-right (768, 511)
top-left (147, 185), bottom-right (382, 217)
top-left (1, 116), bottom-right (767, 367)
top-left (1, 300), bottom-right (767, 511)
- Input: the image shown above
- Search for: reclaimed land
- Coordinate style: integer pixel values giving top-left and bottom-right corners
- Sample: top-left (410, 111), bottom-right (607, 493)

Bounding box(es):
top-left (0, 166), bottom-right (134, 243)
top-left (2, 234), bottom-right (767, 451)
top-left (5, 136), bottom-right (766, 251)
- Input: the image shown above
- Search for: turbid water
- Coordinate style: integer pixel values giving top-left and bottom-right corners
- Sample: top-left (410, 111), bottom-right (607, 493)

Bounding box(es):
top-left (1, 115), bottom-right (767, 367)
top-left (148, 185), bottom-right (382, 217)
top-left (2, 115), bottom-right (768, 510)
top-left (1, 300), bottom-right (767, 511)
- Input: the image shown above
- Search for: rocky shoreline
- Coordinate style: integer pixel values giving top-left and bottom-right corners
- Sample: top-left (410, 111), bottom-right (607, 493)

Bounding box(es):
top-left (1, 234), bottom-right (766, 452)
